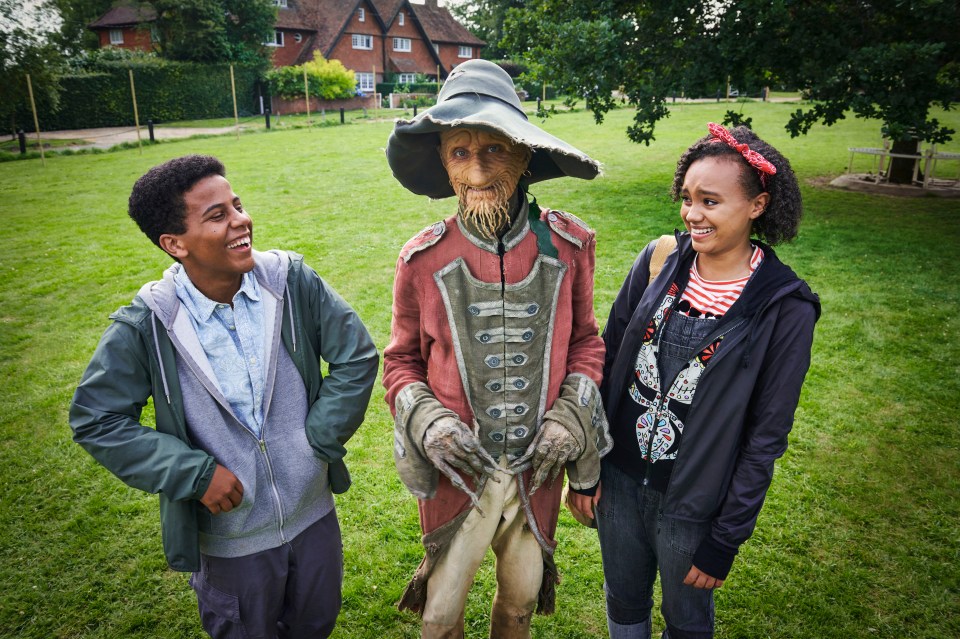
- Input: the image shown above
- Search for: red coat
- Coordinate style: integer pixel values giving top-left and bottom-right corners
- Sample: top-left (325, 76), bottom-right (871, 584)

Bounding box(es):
top-left (384, 206), bottom-right (605, 541)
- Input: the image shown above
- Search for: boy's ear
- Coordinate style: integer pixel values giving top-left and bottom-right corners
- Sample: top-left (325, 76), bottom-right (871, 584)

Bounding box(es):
top-left (750, 192), bottom-right (771, 219)
top-left (159, 233), bottom-right (187, 260)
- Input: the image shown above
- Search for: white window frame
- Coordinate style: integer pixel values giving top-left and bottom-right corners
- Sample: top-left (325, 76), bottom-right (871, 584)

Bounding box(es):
top-left (398, 11), bottom-right (404, 26)
top-left (358, 8), bottom-right (365, 22)
top-left (393, 37), bottom-right (411, 52)
top-left (272, 0), bottom-right (287, 7)
top-left (294, 32), bottom-right (302, 43)
top-left (352, 34), bottom-right (373, 50)
top-left (109, 29), bottom-right (123, 45)
top-left (458, 45), bottom-right (472, 58)
top-left (355, 72), bottom-right (375, 92)
top-left (433, 43), bottom-right (439, 54)
top-left (265, 30), bottom-right (284, 47)
top-left (398, 73), bottom-right (416, 84)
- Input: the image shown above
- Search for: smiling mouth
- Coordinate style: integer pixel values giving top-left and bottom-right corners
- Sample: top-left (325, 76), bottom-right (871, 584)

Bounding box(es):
top-left (691, 227), bottom-right (715, 236)
top-left (227, 235), bottom-right (251, 249)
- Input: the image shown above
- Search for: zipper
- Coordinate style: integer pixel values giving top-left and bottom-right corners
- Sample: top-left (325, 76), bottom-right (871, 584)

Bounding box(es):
top-left (497, 239), bottom-right (508, 456)
top-left (258, 437), bottom-right (287, 544)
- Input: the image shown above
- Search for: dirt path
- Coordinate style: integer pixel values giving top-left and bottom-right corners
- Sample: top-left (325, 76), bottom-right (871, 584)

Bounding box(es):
top-left (33, 125), bottom-right (250, 150)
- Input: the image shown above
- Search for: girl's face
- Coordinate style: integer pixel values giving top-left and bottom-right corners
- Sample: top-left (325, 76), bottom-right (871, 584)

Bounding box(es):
top-left (679, 156), bottom-right (769, 261)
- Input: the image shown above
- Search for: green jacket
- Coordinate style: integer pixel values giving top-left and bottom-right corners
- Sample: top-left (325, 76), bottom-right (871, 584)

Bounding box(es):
top-left (70, 251), bottom-right (379, 571)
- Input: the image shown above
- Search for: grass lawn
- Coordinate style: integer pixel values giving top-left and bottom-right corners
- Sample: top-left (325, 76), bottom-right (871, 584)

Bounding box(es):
top-left (0, 101), bottom-right (958, 638)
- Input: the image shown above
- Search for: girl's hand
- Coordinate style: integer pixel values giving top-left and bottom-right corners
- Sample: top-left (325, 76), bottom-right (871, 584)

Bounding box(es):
top-left (684, 565), bottom-right (724, 590)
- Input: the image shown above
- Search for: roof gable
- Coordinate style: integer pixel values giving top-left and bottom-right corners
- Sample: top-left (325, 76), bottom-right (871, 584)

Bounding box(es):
top-left (89, 2), bottom-right (157, 28)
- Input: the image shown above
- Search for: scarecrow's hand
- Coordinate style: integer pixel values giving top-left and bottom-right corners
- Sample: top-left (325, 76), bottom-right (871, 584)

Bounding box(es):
top-left (529, 419), bottom-right (581, 494)
top-left (423, 416), bottom-right (499, 509)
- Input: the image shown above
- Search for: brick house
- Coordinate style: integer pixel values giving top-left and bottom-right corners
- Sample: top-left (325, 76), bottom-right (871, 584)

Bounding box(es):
top-left (90, 0), bottom-right (485, 89)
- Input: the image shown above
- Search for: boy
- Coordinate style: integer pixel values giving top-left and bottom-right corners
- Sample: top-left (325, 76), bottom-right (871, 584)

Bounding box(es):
top-left (70, 155), bottom-right (378, 638)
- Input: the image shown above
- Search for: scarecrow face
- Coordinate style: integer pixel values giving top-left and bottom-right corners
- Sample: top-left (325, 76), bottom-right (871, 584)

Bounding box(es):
top-left (440, 128), bottom-right (531, 238)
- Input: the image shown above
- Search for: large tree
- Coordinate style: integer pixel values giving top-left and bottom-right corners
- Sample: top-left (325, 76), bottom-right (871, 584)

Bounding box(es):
top-left (152, 0), bottom-right (275, 65)
top-left (48, 0), bottom-right (113, 55)
top-left (0, 0), bottom-right (63, 135)
top-left (448, 0), bottom-right (525, 60)
top-left (504, 0), bottom-right (959, 183)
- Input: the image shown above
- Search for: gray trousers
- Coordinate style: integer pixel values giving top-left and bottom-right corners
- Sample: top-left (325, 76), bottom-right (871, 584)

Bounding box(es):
top-left (189, 510), bottom-right (343, 639)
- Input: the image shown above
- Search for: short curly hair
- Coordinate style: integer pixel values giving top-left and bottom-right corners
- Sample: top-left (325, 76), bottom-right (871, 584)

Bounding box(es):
top-left (128, 155), bottom-right (226, 250)
top-left (670, 126), bottom-right (802, 245)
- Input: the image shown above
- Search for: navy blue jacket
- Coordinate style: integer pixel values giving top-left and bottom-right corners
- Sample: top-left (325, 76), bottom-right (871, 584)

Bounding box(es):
top-left (599, 232), bottom-right (820, 579)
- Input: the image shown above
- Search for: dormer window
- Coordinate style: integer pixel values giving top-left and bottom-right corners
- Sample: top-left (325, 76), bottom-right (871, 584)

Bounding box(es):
top-left (399, 11), bottom-right (404, 26)
top-left (358, 8), bottom-right (365, 22)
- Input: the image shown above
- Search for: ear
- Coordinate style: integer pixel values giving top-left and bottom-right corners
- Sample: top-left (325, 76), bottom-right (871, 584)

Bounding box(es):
top-left (158, 233), bottom-right (187, 261)
top-left (749, 192), bottom-right (771, 220)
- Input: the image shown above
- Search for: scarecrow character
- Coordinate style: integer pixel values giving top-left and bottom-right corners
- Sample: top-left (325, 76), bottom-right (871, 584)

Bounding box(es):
top-left (383, 59), bottom-right (610, 639)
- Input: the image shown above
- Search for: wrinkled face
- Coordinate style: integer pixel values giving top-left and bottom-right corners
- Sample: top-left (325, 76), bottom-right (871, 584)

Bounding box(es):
top-left (680, 156), bottom-right (768, 263)
top-left (159, 174), bottom-right (254, 301)
top-left (440, 128), bottom-right (530, 239)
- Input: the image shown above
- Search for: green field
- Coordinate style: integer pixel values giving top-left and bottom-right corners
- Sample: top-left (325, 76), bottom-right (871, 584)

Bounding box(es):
top-left (1, 101), bottom-right (958, 638)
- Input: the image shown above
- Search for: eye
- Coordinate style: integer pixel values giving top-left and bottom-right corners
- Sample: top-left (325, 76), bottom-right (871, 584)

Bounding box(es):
top-left (681, 195), bottom-right (692, 204)
top-left (452, 148), bottom-right (467, 158)
top-left (487, 145), bottom-right (501, 153)
top-left (704, 199), bottom-right (718, 206)
top-left (234, 200), bottom-right (243, 211)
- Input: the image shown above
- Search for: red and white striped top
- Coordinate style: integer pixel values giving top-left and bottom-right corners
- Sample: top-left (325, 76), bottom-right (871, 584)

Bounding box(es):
top-left (680, 245), bottom-right (764, 317)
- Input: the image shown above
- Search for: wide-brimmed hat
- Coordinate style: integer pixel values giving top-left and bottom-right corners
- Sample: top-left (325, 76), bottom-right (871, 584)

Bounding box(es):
top-left (386, 59), bottom-right (600, 198)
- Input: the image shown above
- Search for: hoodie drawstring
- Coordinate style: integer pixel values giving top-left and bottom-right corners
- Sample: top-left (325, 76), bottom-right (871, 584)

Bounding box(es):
top-left (286, 294), bottom-right (297, 353)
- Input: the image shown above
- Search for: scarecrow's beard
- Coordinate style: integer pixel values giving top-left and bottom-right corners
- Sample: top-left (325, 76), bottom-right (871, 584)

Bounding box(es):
top-left (454, 178), bottom-right (516, 240)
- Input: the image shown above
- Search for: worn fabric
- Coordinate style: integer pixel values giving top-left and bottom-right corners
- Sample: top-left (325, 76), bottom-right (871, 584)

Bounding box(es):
top-left (174, 268), bottom-right (266, 435)
top-left (190, 510), bottom-right (343, 639)
top-left (421, 461), bottom-right (542, 639)
top-left (596, 232), bottom-right (820, 582)
top-left (70, 250), bottom-right (379, 571)
top-left (384, 197), bottom-right (606, 617)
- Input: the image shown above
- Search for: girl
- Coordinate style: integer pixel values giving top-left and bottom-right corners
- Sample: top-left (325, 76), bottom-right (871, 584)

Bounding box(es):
top-left (571, 124), bottom-right (820, 638)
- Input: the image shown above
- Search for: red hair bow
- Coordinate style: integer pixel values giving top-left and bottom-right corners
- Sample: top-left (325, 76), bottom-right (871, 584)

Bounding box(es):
top-left (707, 123), bottom-right (777, 183)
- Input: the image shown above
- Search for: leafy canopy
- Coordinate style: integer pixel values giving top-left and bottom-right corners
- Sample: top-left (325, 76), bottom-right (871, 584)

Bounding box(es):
top-left (504, 0), bottom-right (959, 144)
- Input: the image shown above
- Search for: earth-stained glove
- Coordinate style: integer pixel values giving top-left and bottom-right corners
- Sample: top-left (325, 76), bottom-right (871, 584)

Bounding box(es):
top-left (529, 419), bottom-right (582, 494)
top-left (423, 416), bottom-right (499, 512)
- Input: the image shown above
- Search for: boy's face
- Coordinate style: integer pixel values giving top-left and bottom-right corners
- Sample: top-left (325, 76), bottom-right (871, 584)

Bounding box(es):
top-left (159, 174), bottom-right (254, 301)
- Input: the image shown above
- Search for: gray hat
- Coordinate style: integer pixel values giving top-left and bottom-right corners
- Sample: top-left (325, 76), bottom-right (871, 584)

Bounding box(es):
top-left (386, 59), bottom-right (601, 199)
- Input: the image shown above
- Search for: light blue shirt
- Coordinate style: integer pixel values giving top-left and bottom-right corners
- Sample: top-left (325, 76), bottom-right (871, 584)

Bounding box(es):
top-left (174, 269), bottom-right (266, 437)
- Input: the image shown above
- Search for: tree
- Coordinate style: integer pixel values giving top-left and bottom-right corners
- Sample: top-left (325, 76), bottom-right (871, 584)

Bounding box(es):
top-left (153, 0), bottom-right (275, 65)
top-left (504, 0), bottom-right (960, 183)
top-left (48, 0), bottom-right (114, 55)
top-left (0, 0), bottom-right (63, 136)
top-left (448, 0), bottom-right (525, 60)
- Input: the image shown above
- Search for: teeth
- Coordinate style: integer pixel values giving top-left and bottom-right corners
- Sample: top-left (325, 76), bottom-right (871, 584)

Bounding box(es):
top-left (692, 227), bottom-right (714, 235)
top-left (228, 236), bottom-right (250, 249)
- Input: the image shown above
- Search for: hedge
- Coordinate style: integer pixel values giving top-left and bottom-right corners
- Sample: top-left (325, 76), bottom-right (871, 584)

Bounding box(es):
top-left (12, 61), bottom-right (263, 132)
top-left (376, 81), bottom-right (441, 96)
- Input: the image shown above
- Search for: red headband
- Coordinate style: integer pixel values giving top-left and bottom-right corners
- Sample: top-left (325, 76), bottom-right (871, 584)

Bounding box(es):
top-left (707, 122), bottom-right (776, 189)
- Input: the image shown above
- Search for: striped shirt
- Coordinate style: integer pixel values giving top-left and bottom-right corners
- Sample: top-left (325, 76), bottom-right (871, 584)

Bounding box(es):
top-left (680, 245), bottom-right (764, 318)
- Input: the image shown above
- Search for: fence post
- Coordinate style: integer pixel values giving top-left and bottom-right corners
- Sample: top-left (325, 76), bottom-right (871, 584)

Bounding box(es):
top-left (265, 108), bottom-right (271, 130)
top-left (128, 69), bottom-right (143, 155)
top-left (413, 105), bottom-right (417, 117)
top-left (340, 107), bottom-right (344, 124)
top-left (18, 130), bottom-right (26, 154)
top-left (147, 119), bottom-right (155, 142)
top-left (537, 97), bottom-right (541, 113)
top-left (25, 74), bottom-right (45, 166)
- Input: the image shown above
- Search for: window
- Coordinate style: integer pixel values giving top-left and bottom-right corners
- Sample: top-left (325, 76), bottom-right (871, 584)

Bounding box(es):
top-left (109, 29), bottom-right (123, 45)
top-left (458, 46), bottom-right (472, 58)
top-left (294, 32), bottom-right (302, 43)
top-left (266, 30), bottom-right (284, 47)
top-left (398, 73), bottom-right (416, 84)
top-left (352, 34), bottom-right (373, 50)
top-left (433, 43), bottom-right (439, 54)
top-left (398, 11), bottom-right (404, 26)
top-left (355, 72), bottom-right (374, 92)
top-left (272, 0), bottom-right (287, 7)
top-left (393, 37), bottom-right (411, 52)
top-left (358, 8), bottom-right (365, 22)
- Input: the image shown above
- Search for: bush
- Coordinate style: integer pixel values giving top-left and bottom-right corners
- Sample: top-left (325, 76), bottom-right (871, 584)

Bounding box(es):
top-left (266, 52), bottom-right (356, 101)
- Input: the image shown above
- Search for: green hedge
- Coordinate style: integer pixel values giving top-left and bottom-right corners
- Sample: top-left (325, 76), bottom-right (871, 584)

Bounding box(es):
top-left (376, 81), bottom-right (441, 95)
top-left (13, 61), bottom-right (263, 132)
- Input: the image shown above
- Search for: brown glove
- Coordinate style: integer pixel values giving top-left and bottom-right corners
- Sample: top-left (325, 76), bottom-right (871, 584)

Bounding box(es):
top-left (529, 419), bottom-right (582, 494)
top-left (423, 416), bottom-right (499, 511)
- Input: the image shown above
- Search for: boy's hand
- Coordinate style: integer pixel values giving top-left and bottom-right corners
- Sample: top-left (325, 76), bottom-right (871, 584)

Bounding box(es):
top-left (201, 464), bottom-right (244, 514)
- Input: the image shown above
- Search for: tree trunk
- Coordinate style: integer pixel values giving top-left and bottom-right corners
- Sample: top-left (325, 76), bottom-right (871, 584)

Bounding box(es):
top-left (887, 139), bottom-right (921, 185)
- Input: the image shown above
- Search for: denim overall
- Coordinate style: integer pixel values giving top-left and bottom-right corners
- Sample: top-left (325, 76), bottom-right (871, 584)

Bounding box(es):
top-left (599, 309), bottom-right (718, 639)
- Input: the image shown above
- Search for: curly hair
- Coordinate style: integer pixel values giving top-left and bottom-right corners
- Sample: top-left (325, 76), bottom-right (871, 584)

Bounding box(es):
top-left (670, 126), bottom-right (802, 245)
top-left (128, 155), bottom-right (226, 250)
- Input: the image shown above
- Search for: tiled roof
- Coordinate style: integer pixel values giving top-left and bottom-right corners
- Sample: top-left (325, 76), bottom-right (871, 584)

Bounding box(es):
top-left (89, 2), bottom-right (156, 28)
top-left (410, 1), bottom-right (484, 46)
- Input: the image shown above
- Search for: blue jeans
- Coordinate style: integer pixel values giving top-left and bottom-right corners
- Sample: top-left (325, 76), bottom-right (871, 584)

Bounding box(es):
top-left (597, 463), bottom-right (715, 639)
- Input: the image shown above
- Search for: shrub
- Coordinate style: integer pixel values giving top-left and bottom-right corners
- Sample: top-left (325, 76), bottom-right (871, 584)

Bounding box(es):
top-left (266, 52), bottom-right (356, 101)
